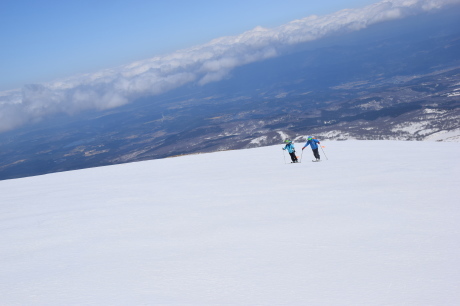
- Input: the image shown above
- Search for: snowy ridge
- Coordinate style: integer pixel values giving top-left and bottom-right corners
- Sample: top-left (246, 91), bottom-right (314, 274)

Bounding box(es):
top-left (308, 106), bottom-right (460, 142)
top-left (0, 141), bottom-right (459, 305)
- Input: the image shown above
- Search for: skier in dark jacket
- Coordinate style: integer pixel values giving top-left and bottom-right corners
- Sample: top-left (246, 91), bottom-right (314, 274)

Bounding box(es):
top-left (302, 136), bottom-right (321, 161)
top-left (282, 139), bottom-right (298, 163)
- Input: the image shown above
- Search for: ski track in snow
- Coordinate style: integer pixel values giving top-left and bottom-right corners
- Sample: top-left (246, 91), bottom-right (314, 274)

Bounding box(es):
top-left (0, 140), bottom-right (459, 305)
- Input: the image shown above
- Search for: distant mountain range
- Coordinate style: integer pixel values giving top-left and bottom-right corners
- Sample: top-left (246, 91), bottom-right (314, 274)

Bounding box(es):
top-left (0, 7), bottom-right (459, 181)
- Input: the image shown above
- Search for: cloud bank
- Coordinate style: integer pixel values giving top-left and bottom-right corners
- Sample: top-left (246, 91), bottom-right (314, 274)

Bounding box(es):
top-left (0, 0), bottom-right (458, 132)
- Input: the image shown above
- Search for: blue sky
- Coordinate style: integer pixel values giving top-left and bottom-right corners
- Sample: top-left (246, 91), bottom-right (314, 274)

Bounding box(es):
top-left (0, 0), bottom-right (378, 91)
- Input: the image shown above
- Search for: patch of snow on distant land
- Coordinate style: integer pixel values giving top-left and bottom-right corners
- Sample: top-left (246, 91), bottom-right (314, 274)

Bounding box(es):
top-left (318, 130), bottom-right (358, 140)
top-left (250, 135), bottom-right (268, 145)
top-left (391, 122), bottom-right (430, 134)
top-left (0, 141), bottom-right (459, 305)
top-left (447, 91), bottom-right (460, 97)
top-left (277, 130), bottom-right (289, 140)
top-left (423, 108), bottom-right (447, 115)
top-left (424, 129), bottom-right (460, 142)
top-left (391, 120), bottom-right (460, 139)
top-left (358, 100), bottom-right (383, 110)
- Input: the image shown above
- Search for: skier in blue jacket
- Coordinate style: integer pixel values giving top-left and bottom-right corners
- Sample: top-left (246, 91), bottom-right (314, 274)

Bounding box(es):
top-left (302, 136), bottom-right (321, 161)
top-left (282, 139), bottom-right (298, 163)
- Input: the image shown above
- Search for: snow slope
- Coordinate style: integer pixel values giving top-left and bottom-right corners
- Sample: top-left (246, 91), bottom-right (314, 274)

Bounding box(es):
top-left (1, 141), bottom-right (459, 305)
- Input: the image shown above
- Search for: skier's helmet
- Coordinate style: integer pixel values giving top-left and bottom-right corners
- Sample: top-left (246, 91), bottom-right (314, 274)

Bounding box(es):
top-left (307, 136), bottom-right (313, 141)
top-left (284, 138), bottom-right (292, 143)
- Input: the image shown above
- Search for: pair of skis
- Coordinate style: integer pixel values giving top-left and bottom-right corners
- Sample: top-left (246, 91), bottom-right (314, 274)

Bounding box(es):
top-left (283, 151), bottom-right (322, 164)
top-left (291, 159), bottom-right (321, 163)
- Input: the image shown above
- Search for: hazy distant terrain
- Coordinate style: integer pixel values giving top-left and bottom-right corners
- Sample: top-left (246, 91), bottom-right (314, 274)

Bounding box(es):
top-left (0, 7), bottom-right (459, 180)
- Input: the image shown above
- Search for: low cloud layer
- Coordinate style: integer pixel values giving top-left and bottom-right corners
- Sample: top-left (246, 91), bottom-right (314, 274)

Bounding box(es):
top-left (1, 0), bottom-right (458, 133)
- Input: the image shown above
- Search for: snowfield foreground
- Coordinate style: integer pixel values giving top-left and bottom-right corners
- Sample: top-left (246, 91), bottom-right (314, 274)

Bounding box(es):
top-left (1, 140), bottom-right (459, 305)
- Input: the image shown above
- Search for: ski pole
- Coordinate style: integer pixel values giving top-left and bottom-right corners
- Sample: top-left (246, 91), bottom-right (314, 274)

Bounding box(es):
top-left (282, 149), bottom-right (287, 164)
top-left (320, 144), bottom-right (328, 160)
top-left (300, 149), bottom-right (304, 163)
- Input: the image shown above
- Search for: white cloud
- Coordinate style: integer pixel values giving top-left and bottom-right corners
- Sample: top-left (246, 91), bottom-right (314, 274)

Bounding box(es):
top-left (0, 0), bottom-right (458, 132)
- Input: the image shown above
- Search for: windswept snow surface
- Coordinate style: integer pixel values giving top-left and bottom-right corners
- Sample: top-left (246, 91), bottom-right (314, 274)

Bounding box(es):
top-left (1, 141), bottom-right (459, 305)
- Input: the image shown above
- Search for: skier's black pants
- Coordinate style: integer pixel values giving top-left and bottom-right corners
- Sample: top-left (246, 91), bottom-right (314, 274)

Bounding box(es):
top-left (289, 152), bottom-right (298, 162)
top-left (312, 148), bottom-right (320, 160)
